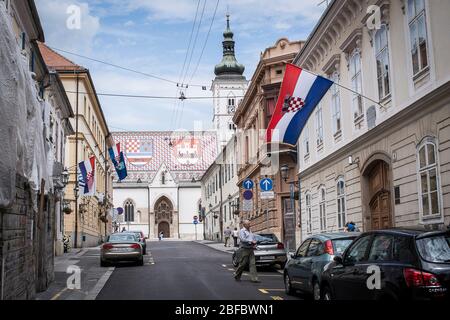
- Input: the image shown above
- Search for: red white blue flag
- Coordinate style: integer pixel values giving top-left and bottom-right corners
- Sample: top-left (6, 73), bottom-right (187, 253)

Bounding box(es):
top-left (78, 156), bottom-right (96, 196)
top-left (266, 64), bottom-right (333, 145)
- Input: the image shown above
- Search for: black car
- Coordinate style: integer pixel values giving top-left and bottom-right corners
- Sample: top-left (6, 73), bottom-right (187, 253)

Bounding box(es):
top-left (284, 232), bottom-right (359, 300)
top-left (320, 228), bottom-right (450, 300)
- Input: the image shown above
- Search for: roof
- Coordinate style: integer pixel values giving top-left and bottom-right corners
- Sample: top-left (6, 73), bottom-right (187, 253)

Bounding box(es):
top-left (28, 0), bottom-right (44, 42)
top-left (37, 42), bottom-right (84, 71)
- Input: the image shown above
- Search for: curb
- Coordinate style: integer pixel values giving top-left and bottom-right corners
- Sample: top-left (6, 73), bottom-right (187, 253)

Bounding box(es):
top-left (84, 267), bottom-right (115, 300)
top-left (194, 241), bottom-right (235, 255)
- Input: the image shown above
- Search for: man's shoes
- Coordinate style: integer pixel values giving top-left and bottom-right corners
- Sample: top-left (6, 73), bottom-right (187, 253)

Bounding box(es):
top-left (234, 274), bottom-right (241, 281)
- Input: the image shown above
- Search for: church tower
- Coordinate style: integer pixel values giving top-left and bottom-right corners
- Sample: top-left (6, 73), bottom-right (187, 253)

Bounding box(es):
top-left (212, 14), bottom-right (248, 149)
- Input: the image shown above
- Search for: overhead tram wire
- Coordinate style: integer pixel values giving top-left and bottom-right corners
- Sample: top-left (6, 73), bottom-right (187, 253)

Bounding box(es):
top-left (171, 0), bottom-right (201, 128)
top-left (177, 0), bottom-right (208, 128)
top-left (63, 90), bottom-right (245, 100)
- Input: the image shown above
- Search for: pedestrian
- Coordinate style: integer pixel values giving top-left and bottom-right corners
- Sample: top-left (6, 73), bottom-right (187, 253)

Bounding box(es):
top-left (224, 226), bottom-right (232, 247)
top-left (232, 227), bottom-right (239, 247)
top-left (159, 231), bottom-right (164, 241)
top-left (121, 227), bottom-right (126, 232)
top-left (234, 220), bottom-right (260, 283)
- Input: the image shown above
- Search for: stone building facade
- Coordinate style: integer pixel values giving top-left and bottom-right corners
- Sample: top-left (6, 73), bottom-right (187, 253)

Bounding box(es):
top-left (294, 0), bottom-right (450, 242)
top-left (233, 38), bottom-right (304, 250)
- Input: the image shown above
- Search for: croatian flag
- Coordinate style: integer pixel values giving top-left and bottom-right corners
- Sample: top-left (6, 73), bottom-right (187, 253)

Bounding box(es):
top-left (266, 64), bottom-right (333, 145)
top-left (108, 143), bottom-right (127, 181)
top-left (79, 156), bottom-right (96, 196)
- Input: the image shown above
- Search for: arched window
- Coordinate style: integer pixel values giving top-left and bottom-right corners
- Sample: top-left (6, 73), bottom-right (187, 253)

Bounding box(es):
top-left (305, 192), bottom-right (312, 234)
top-left (124, 200), bottom-right (134, 222)
top-left (319, 187), bottom-right (326, 232)
top-left (417, 138), bottom-right (441, 218)
top-left (336, 178), bottom-right (346, 229)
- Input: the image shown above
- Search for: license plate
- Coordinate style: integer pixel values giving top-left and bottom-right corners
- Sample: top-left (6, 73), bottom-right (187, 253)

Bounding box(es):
top-left (112, 248), bottom-right (131, 252)
top-left (259, 256), bottom-right (276, 260)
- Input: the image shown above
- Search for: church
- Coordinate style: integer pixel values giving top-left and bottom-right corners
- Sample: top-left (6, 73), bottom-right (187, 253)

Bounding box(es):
top-left (112, 15), bottom-right (247, 240)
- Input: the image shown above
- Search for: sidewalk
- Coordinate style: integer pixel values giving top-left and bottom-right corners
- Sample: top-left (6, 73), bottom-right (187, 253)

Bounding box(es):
top-left (36, 246), bottom-right (114, 300)
top-left (195, 240), bottom-right (237, 255)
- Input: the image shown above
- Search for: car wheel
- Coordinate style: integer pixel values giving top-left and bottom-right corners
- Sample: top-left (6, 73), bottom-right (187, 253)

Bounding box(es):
top-left (284, 273), bottom-right (294, 295)
top-left (137, 257), bottom-right (144, 266)
top-left (321, 285), bottom-right (332, 300)
top-left (279, 261), bottom-right (286, 270)
top-left (100, 259), bottom-right (108, 267)
top-left (313, 281), bottom-right (321, 301)
top-left (143, 248), bottom-right (146, 255)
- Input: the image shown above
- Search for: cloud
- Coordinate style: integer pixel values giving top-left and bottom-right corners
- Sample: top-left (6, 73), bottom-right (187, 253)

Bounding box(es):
top-left (35, 0), bottom-right (100, 54)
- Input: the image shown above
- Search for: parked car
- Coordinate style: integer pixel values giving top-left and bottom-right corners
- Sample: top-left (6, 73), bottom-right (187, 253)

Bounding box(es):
top-left (320, 228), bottom-right (450, 300)
top-left (284, 232), bottom-right (360, 299)
top-left (232, 233), bottom-right (287, 269)
top-left (101, 232), bottom-right (143, 267)
top-left (122, 231), bottom-right (147, 255)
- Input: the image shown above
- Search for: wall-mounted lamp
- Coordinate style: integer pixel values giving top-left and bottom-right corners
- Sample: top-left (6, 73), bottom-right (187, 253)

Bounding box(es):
top-left (348, 155), bottom-right (360, 166)
top-left (280, 164), bottom-right (290, 182)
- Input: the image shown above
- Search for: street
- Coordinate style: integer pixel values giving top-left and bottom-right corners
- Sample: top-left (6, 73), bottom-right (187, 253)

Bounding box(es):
top-left (96, 241), bottom-right (301, 300)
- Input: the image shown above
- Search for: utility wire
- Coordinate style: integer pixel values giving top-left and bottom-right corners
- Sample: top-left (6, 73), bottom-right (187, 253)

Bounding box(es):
top-left (64, 90), bottom-right (245, 100)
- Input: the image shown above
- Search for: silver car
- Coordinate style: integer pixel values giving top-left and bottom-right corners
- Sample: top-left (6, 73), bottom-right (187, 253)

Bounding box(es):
top-left (232, 233), bottom-right (287, 269)
top-left (101, 233), bottom-right (143, 267)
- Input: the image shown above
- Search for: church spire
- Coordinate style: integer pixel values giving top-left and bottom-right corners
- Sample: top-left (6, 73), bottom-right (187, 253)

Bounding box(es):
top-left (214, 14), bottom-right (245, 77)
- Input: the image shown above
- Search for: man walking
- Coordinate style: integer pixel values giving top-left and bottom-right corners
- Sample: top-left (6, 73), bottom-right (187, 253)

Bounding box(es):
top-left (224, 226), bottom-right (232, 247)
top-left (234, 220), bottom-right (260, 283)
top-left (232, 227), bottom-right (239, 247)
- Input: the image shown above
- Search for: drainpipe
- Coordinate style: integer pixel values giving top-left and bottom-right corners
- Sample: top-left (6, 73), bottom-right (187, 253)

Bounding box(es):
top-left (74, 74), bottom-right (79, 248)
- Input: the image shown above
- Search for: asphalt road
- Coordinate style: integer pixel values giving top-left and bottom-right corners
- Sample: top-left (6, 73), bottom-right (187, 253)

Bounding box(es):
top-left (96, 241), bottom-right (303, 300)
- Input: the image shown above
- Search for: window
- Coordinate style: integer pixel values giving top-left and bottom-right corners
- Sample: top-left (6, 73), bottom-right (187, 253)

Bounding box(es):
top-left (319, 187), bottom-right (326, 232)
top-left (224, 205), bottom-right (227, 222)
top-left (227, 95), bottom-right (236, 114)
top-left (124, 200), bottom-right (134, 222)
top-left (315, 106), bottom-right (323, 147)
top-left (303, 125), bottom-right (310, 157)
top-left (417, 139), bottom-right (441, 218)
top-left (407, 0), bottom-right (429, 76)
top-left (375, 25), bottom-right (391, 100)
top-left (345, 236), bottom-right (371, 264)
top-left (306, 239), bottom-right (322, 257)
top-left (337, 178), bottom-right (346, 229)
top-left (330, 72), bottom-right (341, 134)
top-left (349, 50), bottom-right (363, 120)
top-left (368, 235), bottom-right (394, 261)
top-left (265, 98), bottom-right (276, 127)
top-left (305, 192), bottom-right (312, 234)
top-left (296, 239), bottom-right (311, 258)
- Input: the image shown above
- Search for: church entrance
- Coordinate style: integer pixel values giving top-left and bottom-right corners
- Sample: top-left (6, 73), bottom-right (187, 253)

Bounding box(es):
top-left (158, 221), bottom-right (170, 238)
top-left (154, 196), bottom-right (174, 238)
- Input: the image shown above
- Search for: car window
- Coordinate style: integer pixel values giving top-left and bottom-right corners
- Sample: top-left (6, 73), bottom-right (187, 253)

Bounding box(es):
top-left (109, 234), bottom-right (136, 242)
top-left (255, 234), bottom-right (278, 244)
top-left (416, 233), bottom-right (450, 263)
top-left (296, 239), bottom-right (311, 258)
top-left (345, 236), bottom-right (371, 264)
top-left (333, 239), bottom-right (354, 256)
top-left (393, 236), bottom-right (416, 263)
top-left (368, 235), bottom-right (394, 261)
top-left (306, 239), bottom-right (322, 257)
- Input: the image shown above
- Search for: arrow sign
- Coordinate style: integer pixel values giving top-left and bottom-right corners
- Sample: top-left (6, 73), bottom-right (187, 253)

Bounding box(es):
top-left (260, 178), bottom-right (273, 192)
top-left (243, 179), bottom-right (254, 190)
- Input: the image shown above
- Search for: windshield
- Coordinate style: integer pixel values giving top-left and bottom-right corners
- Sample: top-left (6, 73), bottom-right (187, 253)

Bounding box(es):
top-left (109, 234), bottom-right (137, 242)
top-left (333, 239), bottom-right (355, 255)
top-left (255, 234), bottom-right (278, 244)
top-left (416, 234), bottom-right (450, 263)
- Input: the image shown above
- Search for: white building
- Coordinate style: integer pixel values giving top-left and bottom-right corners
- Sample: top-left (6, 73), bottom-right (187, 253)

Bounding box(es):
top-left (212, 14), bottom-right (248, 149)
top-left (112, 131), bottom-right (217, 239)
top-left (295, 0), bottom-right (450, 241)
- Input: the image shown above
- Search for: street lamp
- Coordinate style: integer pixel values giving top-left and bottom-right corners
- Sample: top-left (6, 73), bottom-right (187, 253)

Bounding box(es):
top-left (280, 164), bottom-right (290, 182)
top-left (62, 168), bottom-right (69, 186)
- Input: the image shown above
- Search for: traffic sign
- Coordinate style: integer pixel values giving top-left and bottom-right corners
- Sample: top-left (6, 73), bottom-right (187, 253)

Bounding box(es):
top-left (242, 199), bottom-right (253, 212)
top-left (193, 220), bottom-right (199, 225)
top-left (260, 191), bottom-right (275, 199)
top-left (260, 178), bottom-right (273, 192)
top-left (193, 215), bottom-right (198, 220)
top-left (243, 179), bottom-right (254, 190)
top-left (117, 207), bottom-right (124, 215)
top-left (243, 190), bottom-right (253, 200)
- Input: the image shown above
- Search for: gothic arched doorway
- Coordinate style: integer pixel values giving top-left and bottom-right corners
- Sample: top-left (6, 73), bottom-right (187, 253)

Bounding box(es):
top-left (158, 221), bottom-right (170, 238)
top-left (154, 196), bottom-right (174, 238)
top-left (362, 157), bottom-right (393, 231)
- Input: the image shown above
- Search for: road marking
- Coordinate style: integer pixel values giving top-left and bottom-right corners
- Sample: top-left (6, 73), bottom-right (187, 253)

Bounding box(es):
top-left (276, 270), bottom-right (283, 274)
top-left (271, 296), bottom-right (284, 300)
top-left (84, 267), bottom-right (115, 300)
top-left (222, 264), bottom-right (227, 268)
top-left (227, 268), bottom-right (234, 271)
top-left (50, 287), bottom-right (68, 300)
top-left (259, 289), bottom-right (269, 294)
top-left (259, 288), bottom-right (285, 294)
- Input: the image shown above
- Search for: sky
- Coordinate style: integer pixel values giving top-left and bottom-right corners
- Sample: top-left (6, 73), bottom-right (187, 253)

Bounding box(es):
top-left (35, 0), bottom-right (327, 132)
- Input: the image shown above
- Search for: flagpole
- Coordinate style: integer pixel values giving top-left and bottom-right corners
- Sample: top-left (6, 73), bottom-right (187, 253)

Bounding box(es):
top-left (299, 67), bottom-right (384, 109)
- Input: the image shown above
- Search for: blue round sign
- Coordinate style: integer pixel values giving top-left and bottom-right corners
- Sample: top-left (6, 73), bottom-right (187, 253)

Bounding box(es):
top-left (260, 178), bottom-right (273, 192)
top-left (243, 190), bottom-right (253, 200)
top-left (243, 179), bottom-right (254, 190)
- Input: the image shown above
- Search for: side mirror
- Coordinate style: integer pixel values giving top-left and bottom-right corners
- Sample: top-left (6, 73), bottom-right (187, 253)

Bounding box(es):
top-left (289, 252), bottom-right (296, 259)
top-left (333, 255), bottom-right (343, 265)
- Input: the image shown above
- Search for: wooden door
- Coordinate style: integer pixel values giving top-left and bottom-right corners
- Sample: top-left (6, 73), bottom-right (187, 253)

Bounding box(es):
top-left (158, 221), bottom-right (170, 238)
top-left (368, 161), bottom-right (392, 230)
